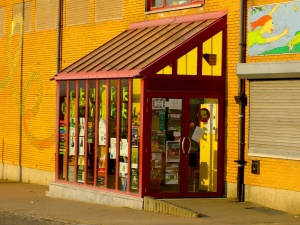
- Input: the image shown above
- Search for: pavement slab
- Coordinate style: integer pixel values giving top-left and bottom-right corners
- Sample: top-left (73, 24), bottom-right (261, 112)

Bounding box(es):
top-left (0, 181), bottom-right (299, 225)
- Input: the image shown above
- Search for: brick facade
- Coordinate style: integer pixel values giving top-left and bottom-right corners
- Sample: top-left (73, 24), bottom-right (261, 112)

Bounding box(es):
top-left (1, 0), bottom-right (299, 213)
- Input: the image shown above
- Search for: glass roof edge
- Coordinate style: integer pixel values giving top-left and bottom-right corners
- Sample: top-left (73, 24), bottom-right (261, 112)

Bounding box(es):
top-left (53, 70), bottom-right (141, 80)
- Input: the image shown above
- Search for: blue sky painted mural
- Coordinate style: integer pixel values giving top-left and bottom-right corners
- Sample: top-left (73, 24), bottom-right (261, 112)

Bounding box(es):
top-left (248, 1), bottom-right (300, 56)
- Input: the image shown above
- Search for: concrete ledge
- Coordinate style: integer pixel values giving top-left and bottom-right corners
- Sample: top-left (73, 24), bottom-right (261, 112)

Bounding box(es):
top-left (245, 184), bottom-right (300, 215)
top-left (48, 182), bottom-right (143, 210)
top-left (0, 164), bottom-right (54, 186)
top-left (226, 182), bottom-right (300, 215)
top-left (144, 196), bottom-right (200, 218)
top-left (236, 61), bottom-right (300, 79)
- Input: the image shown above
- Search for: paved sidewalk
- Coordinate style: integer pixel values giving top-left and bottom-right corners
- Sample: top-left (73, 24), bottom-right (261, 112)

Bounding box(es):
top-left (0, 180), bottom-right (299, 225)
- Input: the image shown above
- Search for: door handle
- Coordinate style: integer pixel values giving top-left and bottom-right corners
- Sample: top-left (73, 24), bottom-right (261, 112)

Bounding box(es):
top-left (187, 137), bottom-right (191, 154)
top-left (181, 137), bottom-right (186, 154)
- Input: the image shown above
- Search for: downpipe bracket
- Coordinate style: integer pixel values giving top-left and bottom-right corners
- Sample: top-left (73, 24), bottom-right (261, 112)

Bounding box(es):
top-left (234, 160), bottom-right (247, 167)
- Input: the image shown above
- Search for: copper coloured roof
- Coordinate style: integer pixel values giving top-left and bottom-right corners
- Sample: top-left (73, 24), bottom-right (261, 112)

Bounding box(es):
top-left (54, 10), bottom-right (227, 80)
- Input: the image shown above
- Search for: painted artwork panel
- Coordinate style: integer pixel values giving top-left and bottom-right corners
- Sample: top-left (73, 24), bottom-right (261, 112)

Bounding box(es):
top-left (248, 1), bottom-right (300, 56)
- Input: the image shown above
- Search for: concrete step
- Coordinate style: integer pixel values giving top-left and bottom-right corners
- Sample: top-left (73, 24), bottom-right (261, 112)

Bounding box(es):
top-left (143, 196), bottom-right (200, 218)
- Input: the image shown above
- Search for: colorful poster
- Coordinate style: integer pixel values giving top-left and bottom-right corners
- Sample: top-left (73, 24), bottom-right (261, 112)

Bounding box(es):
top-left (79, 136), bottom-right (84, 155)
top-left (165, 163), bottom-right (179, 185)
top-left (152, 98), bottom-right (166, 109)
top-left (248, 1), bottom-right (300, 56)
top-left (131, 169), bottom-right (138, 190)
top-left (152, 152), bottom-right (162, 168)
top-left (119, 162), bottom-right (128, 177)
top-left (79, 117), bottom-right (85, 136)
top-left (151, 131), bottom-right (165, 152)
top-left (167, 98), bottom-right (182, 110)
top-left (69, 136), bottom-right (75, 155)
top-left (131, 147), bottom-right (138, 168)
top-left (167, 110), bottom-right (182, 131)
top-left (120, 139), bottom-right (128, 157)
top-left (98, 118), bottom-right (106, 145)
top-left (166, 141), bottom-right (180, 162)
top-left (109, 138), bottom-right (116, 159)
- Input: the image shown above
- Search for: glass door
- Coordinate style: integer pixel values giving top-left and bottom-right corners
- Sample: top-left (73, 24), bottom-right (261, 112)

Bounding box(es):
top-left (186, 97), bottom-right (219, 196)
top-left (149, 94), bottom-right (221, 197)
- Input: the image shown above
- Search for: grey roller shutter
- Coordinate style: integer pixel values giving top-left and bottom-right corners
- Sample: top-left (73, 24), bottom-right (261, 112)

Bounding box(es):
top-left (249, 80), bottom-right (300, 160)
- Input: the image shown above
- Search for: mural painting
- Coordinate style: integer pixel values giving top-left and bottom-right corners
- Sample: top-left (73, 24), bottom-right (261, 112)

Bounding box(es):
top-left (0, 14), bottom-right (55, 149)
top-left (248, 1), bottom-right (300, 56)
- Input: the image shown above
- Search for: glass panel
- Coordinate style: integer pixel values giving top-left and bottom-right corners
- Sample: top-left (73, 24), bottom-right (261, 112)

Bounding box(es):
top-left (130, 79), bottom-right (141, 193)
top-left (87, 80), bottom-right (96, 185)
top-left (188, 98), bottom-right (218, 192)
top-left (119, 79), bottom-right (129, 191)
top-left (177, 47), bottom-right (197, 76)
top-left (166, 0), bottom-right (189, 6)
top-left (58, 81), bottom-right (67, 180)
top-left (151, 0), bottom-right (196, 9)
top-left (77, 80), bottom-right (86, 183)
top-left (107, 80), bottom-right (118, 189)
top-left (97, 80), bottom-right (107, 187)
top-left (152, 0), bottom-right (163, 8)
top-left (202, 31), bottom-right (222, 76)
top-left (151, 98), bottom-right (182, 193)
top-left (157, 64), bottom-right (172, 75)
top-left (68, 81), bottom-right (76, 182)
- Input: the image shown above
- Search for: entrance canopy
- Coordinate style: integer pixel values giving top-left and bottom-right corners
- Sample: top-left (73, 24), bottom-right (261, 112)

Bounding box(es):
top-left (53, 10), bottom-right (227, 81)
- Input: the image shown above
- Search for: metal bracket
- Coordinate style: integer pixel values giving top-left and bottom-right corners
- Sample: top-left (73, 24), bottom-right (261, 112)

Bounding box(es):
top-left (234, 160), bottom-right (247, 167)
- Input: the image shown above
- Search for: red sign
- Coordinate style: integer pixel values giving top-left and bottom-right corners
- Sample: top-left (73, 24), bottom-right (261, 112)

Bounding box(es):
top-left (198, 108), bottom-right (210, 122)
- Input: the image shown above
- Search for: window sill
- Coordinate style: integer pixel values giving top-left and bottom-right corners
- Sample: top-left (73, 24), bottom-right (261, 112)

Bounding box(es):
top-left (145, 4), bottom-right (203, 15)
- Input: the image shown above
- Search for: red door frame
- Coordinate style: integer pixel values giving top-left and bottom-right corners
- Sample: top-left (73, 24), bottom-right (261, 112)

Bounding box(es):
top-left (142, 86), bottom-right (225, 198)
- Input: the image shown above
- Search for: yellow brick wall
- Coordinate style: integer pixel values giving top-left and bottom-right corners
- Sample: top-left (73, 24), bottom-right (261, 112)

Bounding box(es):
top-left (0, 0), bottom-right (56, 173)
top-left (244, 0), bottom-right (300, 192)
top-left (1, 0), bottom-right (23, 168)
top-left (1, 0), bottom-right (241, 182)
top-left (1, 0), bottom-right (299, 192)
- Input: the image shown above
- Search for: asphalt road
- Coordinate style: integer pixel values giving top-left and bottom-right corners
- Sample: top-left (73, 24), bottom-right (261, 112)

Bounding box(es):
top-left (0, 209), bottom-right (73, 225)
top-left (0, 181), bottom-right (299, 225)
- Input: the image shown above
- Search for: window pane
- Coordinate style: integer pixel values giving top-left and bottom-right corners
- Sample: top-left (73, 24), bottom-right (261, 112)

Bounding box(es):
top-left (77, 80), bottom-right (86, 184)
top-left (66, 0), bottom-right (89, 26)
top-left (87, 80), bottom-right (96, 185)
top-left (97, 80), bottom-right (107, 187)
top-left (188, 98), bottom-right (218, 192)
top-left (58, 81), bottom-right (67, 180)
top-left (177, 47), bottom-right (197, 76)
top-left (68, 81), bottom-right (76, 182)
top-left (157, 64), bottom-right (172, 75)
top-left (152, 0), bottom-right (163, 8)
top-left (150, 97), bottom-right (182, 193)
top-left (107, 80), bottom-right (118, 189)
top-left (130, 79), bottom-right (141, 193)
top-left (202, 31), bottom-right (222, 76)
top-left (119, 79), bottom-right (129, 191)
top-left (13, 2), bottom-right (31, 34)
top-left (166, 0), bottom-right (189, 6)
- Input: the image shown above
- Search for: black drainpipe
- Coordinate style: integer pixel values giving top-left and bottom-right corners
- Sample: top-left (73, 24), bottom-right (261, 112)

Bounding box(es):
top-left (234, 0), bottom-right (247, 202)
top-left (56, 0), bottom-right (63, 74)
top-left (19, 0), bottom-right (25, 182)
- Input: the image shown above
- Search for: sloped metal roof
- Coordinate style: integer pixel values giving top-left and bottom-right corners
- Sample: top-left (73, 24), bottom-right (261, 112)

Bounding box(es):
top-left (54, 10), bottom-right (227, 80)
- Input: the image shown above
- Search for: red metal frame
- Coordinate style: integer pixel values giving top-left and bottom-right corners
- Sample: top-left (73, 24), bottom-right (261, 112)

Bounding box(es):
top-left (94, 80), bottom-right (99, 185)
top-left (141, 91), bottom-right (224, 198)
top-left (54, 11), bottom-right (227, 199)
